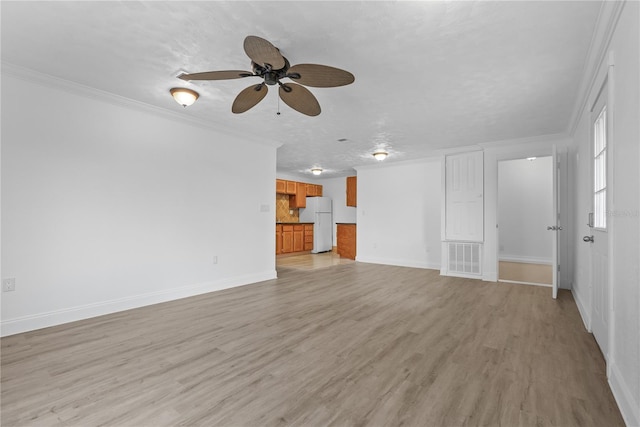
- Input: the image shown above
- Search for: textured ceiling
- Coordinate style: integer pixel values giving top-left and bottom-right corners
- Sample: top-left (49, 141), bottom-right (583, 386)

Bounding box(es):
top-left (1, 1), bottom-right (602, 178)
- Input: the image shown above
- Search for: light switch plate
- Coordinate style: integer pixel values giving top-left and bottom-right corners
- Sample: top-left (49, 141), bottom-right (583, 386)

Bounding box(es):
top-left (2, 278), bottom-right (16, 292)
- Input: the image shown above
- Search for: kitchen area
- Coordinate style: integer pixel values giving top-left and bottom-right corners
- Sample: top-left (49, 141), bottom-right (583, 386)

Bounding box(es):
top-left (275, 177), bottom-right (357, 263)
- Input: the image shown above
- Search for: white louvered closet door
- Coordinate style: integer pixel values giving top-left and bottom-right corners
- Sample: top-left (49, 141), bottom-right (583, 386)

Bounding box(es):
top-left (445, 151), bottom-right (484, 242)
top-left (444, 151), bottom-right (484, 277)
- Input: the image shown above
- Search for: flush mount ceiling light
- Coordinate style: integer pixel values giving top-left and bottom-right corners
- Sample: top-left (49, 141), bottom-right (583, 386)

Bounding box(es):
top-left (170, 87), bottom-right (199, 107)
top-left (372, 150), bottom-right (389, 161)
top-left (311, 168), bottom-right (323, 175)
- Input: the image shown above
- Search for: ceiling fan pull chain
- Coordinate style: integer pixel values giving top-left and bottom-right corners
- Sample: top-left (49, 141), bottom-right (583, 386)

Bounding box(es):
top-left (277, 93), bottom-right (281, 116)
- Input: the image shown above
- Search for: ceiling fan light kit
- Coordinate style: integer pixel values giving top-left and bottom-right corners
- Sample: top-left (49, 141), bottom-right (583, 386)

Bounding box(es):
top-left (178, 35), bottom-right (354, 116)
top-left (170, 87), bottom-right (199, 107)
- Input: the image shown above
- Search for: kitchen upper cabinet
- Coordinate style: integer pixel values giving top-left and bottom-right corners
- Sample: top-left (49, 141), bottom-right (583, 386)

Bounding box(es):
top-left (286, 180), bottom-right (297, 195)
top-left (346, 176), bottom-right (357, 207)
top-left (276, 180), bottom-right (297, 195)
top-left (276, 179), bottom-right (322, 198)
top-left (306, 183), bottom-right (323, 197)
top-left (289, 182), bottom-right (307, 208)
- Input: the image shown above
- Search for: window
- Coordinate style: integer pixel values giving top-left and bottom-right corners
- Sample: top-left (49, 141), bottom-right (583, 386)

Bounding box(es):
top-left (593, 105), bottom-right (607, 229)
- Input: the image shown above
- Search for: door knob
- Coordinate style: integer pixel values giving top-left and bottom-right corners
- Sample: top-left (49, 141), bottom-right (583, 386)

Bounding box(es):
top-left (583, 235), bottom-right (594, 243)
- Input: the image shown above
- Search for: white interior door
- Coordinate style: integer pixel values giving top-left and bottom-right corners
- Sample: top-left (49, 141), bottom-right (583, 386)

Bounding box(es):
top-left (588, 82), bottom-right (609, 358)
top-left (551, 146), bottom-right (559, 299)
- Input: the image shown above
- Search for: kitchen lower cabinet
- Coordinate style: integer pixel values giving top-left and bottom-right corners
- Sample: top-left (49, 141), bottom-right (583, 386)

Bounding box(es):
top-left (304, 224), bottom-right (314, 251)
top-left (293, 225), bottom-right (304, 252)
top-left (281, 225), bottom-right (294, 253)
top-left (337, 223), bottom-right (356, 260)
top-left (276, 224), bottom-right (283, 254)
top-left (277, 223), bottom-right (313, 255)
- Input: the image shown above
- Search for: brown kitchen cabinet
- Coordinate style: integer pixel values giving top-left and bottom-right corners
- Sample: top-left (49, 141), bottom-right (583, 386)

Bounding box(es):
top-left (276, 179), bottom-right (298, 195)
top-left (346, 176), bottom-right (357, 207)
top-left (277, 223), bottom-right (313, 255)
top-left (293, 225), bottom-right (305, 252)
top-left (337, 223), bottom-right (356, 260)
top-left (304, 224), bottom-right (314, 251)
top-left (306, 183), bottom-right (323, 197)
top-left (281, 225), bottom-right (294, 253)
top-left (289, 182), bottom-right (307, 208)
top-left (286, 180), bottom-right (297, 195)
top-left (276, 224), bottom-right (283, 254)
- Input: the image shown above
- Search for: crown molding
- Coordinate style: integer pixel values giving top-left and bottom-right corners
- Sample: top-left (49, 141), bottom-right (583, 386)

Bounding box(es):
top-left (354, 154), bottom-right (441, 172)
top-left (477, 132), bottom-right (572, 150)
top-left (567, 0), bottom-right (626, 137)
top-left (1, 62), bottom-right (282, 149)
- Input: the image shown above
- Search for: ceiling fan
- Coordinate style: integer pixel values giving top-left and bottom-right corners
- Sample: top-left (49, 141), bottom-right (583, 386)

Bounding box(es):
top-left (178, 36), bottom-right (355, 116)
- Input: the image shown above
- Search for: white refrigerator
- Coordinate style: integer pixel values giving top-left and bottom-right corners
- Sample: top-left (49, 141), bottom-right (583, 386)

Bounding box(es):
top-left (299, 197), bottom-right (333, 253)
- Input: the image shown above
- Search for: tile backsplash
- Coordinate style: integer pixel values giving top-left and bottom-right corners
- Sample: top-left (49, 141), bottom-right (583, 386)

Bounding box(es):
top-left (276, 194), bottom-right (299, 222)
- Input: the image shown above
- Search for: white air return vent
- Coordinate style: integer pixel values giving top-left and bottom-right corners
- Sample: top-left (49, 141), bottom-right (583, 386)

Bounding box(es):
top-left (448, 242), bottom-right (482, 275)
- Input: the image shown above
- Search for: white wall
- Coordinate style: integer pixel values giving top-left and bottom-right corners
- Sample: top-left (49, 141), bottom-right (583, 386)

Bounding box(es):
top-left (1, 73), bottom-right (278, 336)
top-left (570, 2), bottom-right (640, 425)
top-left (316, 176), bottom-right (357, 244)
top-left (356, 158), bottom-right (441, 269)
top-left (498, 157), bottom-right (553, 264)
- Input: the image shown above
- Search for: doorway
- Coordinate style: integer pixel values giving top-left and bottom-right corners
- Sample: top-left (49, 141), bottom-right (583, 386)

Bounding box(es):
top-left (498, 156), bottom-right (554, 286)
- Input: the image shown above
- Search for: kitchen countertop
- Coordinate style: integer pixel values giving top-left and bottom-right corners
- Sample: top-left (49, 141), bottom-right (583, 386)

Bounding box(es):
top-left (276, 222), bottom-right (314, 225)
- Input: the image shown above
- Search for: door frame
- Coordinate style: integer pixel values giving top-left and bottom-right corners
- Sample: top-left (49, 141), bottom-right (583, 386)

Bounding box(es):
top-left (587, 57), bottom-right (616, 370)
top-left (490, 145), bottom-right (568, 296)
top-left (496, 155), bottom-right (556, 290)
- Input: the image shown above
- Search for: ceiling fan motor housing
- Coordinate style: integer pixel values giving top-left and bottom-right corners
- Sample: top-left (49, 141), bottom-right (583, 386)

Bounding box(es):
top-left (252, 57), bottom-right (291, 85)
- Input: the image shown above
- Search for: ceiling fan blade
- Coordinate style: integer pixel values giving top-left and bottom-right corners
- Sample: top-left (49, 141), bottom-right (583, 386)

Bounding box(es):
top-left (244, 35), bottom-right (285, 70)
top-left (287, 64), bottom-right (355, 88)
top-left (278, 83), bottom-right (321, 116)
top-left (179, 70), bottom-right (253, 81)
top-left (232, 83), bottom-right (268, 114)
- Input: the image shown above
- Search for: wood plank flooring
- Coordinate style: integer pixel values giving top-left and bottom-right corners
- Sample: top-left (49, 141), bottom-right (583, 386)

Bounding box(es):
top-left (277, 252), bottom-right (355, 271)
top-left (1, 263), bottom-right (623, 426)
top-left (499, 261), bottom-right (553, 285)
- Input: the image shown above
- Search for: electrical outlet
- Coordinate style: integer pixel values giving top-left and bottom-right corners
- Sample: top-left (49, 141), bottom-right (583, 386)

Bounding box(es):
top-left (2, 278), bottom-right (16, 292)
top-left (212, 256), bottom-right (218, 265)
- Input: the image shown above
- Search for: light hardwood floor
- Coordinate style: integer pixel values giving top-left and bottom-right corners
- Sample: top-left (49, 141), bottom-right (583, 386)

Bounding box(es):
top-left (1, 263), bottom-right (623, 426)
top-left (499, 261), bottom-right (553, 286)
top-left (277, 251), bottom-right (355, 271)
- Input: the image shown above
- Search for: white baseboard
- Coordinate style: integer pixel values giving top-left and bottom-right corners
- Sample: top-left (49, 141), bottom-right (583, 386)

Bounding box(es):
top-left (441, 271), bottom-right (484, 280)
top-left (355, 256), bottom-right (440, 271)
top-left (498, 255), bottom-right (553, 265)
top-left (0, 270), bottom-right (277, 337)
top-left (571, 287), bottom-right (591, 332)
top-left (483, 271), bottom-right (498, 282)
top-left (610, 361), bottom-right (640, 427)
